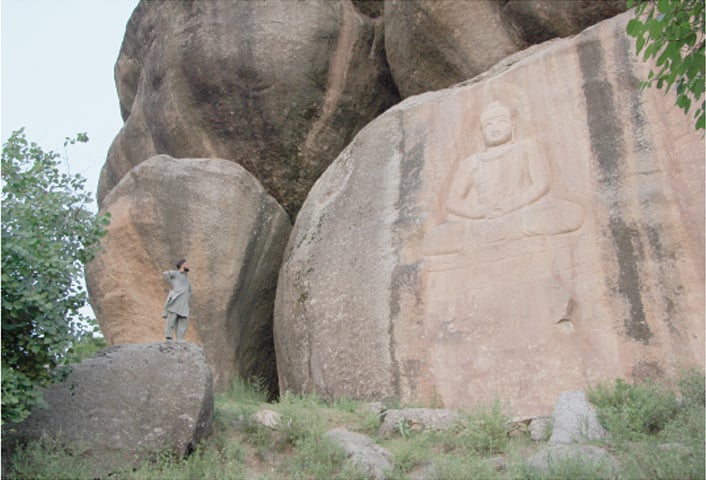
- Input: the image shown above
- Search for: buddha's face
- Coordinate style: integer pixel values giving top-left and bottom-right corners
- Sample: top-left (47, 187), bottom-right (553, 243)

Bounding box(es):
top-left (481, 115), bottom-right (512, 147)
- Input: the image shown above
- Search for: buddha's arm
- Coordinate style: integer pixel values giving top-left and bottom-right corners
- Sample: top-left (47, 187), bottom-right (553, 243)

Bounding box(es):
top-left (446, 159), bottom-right (485, 219)
top-left (494, 150), bottom-right (551, 217)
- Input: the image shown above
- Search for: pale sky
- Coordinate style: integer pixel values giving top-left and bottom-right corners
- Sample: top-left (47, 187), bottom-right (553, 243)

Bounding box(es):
top-left (2, 0), bottom-right (139, 325)
top-left (2, 0), bottom-right (139, 212)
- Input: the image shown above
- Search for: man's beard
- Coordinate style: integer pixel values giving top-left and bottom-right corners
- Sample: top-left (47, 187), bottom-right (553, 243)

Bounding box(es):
top-left (184, 268), bottom-right (190, 273)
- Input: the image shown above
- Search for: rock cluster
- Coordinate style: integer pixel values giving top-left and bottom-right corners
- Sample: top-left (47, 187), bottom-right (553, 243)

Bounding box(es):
top-left (85, 1), bottom-right (702, 416)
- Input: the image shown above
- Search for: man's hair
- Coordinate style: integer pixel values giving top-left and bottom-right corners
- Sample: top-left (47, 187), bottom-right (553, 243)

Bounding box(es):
top-left (176, 259), bottom-right (187, 269)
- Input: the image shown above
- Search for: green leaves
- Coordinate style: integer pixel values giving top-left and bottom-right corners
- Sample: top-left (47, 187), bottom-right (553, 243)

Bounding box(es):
top-left (626, 0), bottom-right (705, 130)
top-left (1, 129), bottom-right (110, 426)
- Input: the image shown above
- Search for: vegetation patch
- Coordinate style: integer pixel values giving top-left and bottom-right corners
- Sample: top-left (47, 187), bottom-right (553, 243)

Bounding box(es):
top-left (4, 369), bottom-right (704, 480)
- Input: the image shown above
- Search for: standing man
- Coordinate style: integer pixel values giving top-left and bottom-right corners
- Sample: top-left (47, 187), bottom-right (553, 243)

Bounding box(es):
top-left (162, 259), bottom-right (192, 341)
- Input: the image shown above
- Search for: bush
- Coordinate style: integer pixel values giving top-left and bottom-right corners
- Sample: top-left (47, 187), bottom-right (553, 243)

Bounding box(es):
top-left (454, 399), bottom-right (510, 455)
top-left (588, 378), bottom-right (679, 438)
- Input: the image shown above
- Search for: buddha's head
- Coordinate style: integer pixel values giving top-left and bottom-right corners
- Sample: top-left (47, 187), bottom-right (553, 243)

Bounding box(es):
top-left (480, 101), bottom-right (513, 147)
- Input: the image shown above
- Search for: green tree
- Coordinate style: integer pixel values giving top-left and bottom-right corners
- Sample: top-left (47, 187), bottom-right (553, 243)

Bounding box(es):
top-left (627, 0), bottom-right (705, 130)
top-left (1, 129), bottom-right (110, 425)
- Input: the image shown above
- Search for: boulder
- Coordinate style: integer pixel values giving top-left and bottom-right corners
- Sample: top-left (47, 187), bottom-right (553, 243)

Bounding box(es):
top-left (501, 0), bottom-right (627, 44)
top-left (549, 390), bottom-right (605, 445)
top-left (324, 428), bottom-right (393, 480)
top-left (378, 409), bottom-right (461, 436)
top-left (383, 0), bottom-right (625, 98)
top-left (86, 156), bottom-right (291, 392)
top-left (5, 342), bottom-right (213, 477)
top-left (251, 409), bottom-right (282, 430)
top-left (274, 12), bottom-right (705, 416)
top-left (529, 416), bottom-right (553, 441)
top-left (384, 0), bottom-right (520, 98)
top-left (99, 0), bottom-right (399, 217)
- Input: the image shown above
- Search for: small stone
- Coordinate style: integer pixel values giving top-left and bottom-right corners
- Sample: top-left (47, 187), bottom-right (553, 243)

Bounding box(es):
top-left (251, 409), bottom-right (282, 430)
top-left (529, 416), bottom-right (552, 441)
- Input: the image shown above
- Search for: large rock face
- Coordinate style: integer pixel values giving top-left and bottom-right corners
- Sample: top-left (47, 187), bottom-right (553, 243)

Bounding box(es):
top-left (86, 156), bottom-right (291, 392)
top-left (99, 0), bottom-right (399, 216)
top-left (6, 343), bottom-right (213, 477)
top-left (274, 12), bottom-right (704, 416)
top-left (384, 0), bottom-right (626, 98)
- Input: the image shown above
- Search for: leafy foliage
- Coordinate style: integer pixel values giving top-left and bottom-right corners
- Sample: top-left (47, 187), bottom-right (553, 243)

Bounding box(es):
top-left (1, 129), bottom-right (110, 425)
top-left (626, 0), bottom-right (705, 130)
top-left (586, 370), bottom-right (705, 480)
top-left (587, 377), bottom-right (679, 438)
top-left (63, 335), bottom-right (108, 365)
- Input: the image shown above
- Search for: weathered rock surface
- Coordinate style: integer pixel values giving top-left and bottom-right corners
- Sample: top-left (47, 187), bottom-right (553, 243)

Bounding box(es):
top-left (86, 156), bottom-right (291, 392)
top-left (384, 0), bottom-right (625, 97)
top-left (324, 428), bottom-right (393, 480)
top-left (379, 408), bottom-right (461, 436)
top-left (528, 389), bottom-right (616, 472)
top-left (100, 0), bottom-right (399, 216)
top-left (274, 12), bottom-right (705, 416)
top-left (252, 409), bottom-right (282, 430)
top-left (5, 342), bottom-right (213, 477)
top-left (549, 390), bottom-right (605, 445)
top-left (529, 416), bottom-right (552, 442)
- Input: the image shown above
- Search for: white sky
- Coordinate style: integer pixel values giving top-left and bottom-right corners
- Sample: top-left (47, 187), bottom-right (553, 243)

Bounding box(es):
top-left (2, 0), bottom-right (139, 327)
top-left (2, 0), bottom-right (139, 212)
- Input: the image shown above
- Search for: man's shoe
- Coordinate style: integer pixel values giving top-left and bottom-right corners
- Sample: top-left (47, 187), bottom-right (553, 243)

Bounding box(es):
top-left (165, 337), bottom-right (173, 341)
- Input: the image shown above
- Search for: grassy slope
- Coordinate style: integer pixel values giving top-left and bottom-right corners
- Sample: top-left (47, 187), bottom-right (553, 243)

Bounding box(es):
top-left (6, 369), bottom-right (705, 480)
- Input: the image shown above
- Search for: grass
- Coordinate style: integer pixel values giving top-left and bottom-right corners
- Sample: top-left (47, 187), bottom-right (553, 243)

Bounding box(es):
top-left (5, 370), bottom-right (704, 480)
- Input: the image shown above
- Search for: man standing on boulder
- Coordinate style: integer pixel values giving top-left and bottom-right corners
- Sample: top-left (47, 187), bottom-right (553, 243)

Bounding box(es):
top-left (162, 259), bottom-right (192, 341)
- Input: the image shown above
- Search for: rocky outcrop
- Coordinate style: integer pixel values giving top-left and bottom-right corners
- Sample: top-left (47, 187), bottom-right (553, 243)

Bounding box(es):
top-left (324, 428), bottom-right (393, 480)
top-left (528, 389), bottom-right (616, 473)
top-left (383, 0), bottom-right (625, 97)
top-left (379, 409), bottom-right (461, 436)
top-left (274, 12), bottom-right (705, 416)
top-left (86, 156), bottom-right (290, 392)
top-left (99, 0), bottom-right (399, 217)
top-left (5, 343), bottom-right (213, 478)
top-left (549, 390), bottom-right (605, 445)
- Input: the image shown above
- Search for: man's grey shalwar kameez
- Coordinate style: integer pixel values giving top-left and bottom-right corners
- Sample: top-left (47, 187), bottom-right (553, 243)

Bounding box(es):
top-left (162, 270), bottom-right (192, 340)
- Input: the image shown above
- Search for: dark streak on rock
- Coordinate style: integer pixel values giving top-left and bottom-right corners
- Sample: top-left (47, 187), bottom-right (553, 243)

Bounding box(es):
top-left (578, 33), bottom-right (652, 344)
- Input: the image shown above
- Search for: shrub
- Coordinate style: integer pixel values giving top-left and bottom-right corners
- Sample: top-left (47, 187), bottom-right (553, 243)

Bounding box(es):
top-left (587, 378), bottom-right (679, 438)
top-left (459, 399), bottom-right (510, 455)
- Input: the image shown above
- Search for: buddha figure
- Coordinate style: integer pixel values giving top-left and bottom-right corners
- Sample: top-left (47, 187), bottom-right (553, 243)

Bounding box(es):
top-left (421, 100), bottom-right (583, 256)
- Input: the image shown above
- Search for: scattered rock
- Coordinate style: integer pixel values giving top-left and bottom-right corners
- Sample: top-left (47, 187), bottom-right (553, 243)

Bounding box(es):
top-left (5, 342), bottom-right (213, 478)
top-left (549, 390), bottom-right (605, 445)
top-left (251, 409), bottom-right (282, 430)
top-left (324, 428), bottom-right (393, 480)
top-left (379, 409), bottom-right (461, 436)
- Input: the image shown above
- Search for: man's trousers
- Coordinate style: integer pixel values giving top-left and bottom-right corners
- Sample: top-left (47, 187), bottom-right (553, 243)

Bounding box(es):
top-left (165, 311), bottom-right (189, 340)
